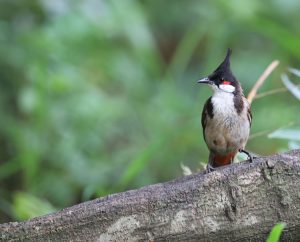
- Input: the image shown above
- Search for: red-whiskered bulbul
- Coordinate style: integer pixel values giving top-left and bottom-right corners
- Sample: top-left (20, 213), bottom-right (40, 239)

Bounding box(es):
top-left (197, 49), bottom-right (252, 172)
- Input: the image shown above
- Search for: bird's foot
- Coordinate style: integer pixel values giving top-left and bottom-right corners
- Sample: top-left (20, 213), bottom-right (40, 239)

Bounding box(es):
top-left (239, 149), bottom-right (254, 163)
top-left (206, 163), bottom-right (216, 173)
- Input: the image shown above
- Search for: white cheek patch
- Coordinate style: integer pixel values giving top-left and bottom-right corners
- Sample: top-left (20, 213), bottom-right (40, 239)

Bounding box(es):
top-left (219, 84), bottom-right (235, 93)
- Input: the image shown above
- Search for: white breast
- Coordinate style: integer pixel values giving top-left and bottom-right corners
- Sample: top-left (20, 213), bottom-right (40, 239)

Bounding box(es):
top-left (205, 91), bottom-right (250, 154)
top-left (212, 92), bottom-right (235, 118)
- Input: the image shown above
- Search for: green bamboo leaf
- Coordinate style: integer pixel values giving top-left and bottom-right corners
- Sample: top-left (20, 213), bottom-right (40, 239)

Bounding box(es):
top-left (266, 222), bottom-right (286, 242)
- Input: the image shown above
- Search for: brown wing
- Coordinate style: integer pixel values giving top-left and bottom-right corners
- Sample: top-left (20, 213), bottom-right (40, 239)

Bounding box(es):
top-left (201, 97), bottom-right (214, 137)
top-left (243, 96), bottom-right (252, 127)
top-left (247, 106), bottom-right (252, 127)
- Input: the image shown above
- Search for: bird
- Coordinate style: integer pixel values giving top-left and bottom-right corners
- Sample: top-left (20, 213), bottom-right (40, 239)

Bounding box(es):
top-left (197, 48), bottom-right (252, 172)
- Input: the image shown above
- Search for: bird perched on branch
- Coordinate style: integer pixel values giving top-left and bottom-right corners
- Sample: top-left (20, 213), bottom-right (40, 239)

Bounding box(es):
top-left (197, 49), bottom-right (252, 172)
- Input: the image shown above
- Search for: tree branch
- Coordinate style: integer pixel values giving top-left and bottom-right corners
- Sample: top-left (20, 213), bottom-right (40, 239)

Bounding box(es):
top-left (247, 60), bottom-right (280, 104)
top-left (1, 150), bottom-right (300, 241)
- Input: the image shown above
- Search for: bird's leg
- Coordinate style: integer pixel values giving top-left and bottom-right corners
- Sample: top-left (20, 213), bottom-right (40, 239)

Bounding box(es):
top-left (206, 152), bottom-right (216, 173)
top-left (239, 149), bottom-right (253, 163)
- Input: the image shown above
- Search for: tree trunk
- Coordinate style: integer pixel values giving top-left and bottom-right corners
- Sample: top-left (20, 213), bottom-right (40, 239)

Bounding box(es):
top-left (1, 149), bottom-right (300, 241)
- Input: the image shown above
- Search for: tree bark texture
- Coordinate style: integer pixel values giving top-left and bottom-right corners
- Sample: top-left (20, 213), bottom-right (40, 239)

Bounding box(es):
top-left (1, 149), bottom-right (300, 242)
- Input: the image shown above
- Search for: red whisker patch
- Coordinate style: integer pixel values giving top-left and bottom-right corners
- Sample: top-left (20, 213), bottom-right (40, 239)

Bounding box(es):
top-left (222, 81), bottom-right (231, 85)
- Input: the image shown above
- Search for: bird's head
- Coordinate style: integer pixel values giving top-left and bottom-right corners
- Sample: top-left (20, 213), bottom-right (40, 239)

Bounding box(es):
top-left (197, 48), bottom-right (240, 94)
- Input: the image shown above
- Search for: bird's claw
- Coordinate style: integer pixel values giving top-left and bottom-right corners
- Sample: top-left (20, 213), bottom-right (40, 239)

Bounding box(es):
top-left (239, 149), bottom-right (254, 163)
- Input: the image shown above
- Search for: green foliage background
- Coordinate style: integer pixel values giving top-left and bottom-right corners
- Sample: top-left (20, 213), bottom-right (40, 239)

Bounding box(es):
top-left (0, 0), bottom-right (299, 222)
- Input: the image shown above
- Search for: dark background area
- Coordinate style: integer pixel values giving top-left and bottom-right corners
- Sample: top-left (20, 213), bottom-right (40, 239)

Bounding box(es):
top-left (0, 0), bottom-right (299, 223)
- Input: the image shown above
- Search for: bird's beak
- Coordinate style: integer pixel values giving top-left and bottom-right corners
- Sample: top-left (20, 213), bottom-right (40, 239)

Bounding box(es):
top-left (197, 77), bottom-right (212, 85)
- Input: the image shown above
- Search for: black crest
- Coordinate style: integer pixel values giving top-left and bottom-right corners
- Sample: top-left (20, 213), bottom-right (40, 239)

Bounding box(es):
top-left (208, 48), bottom-right (237, 85)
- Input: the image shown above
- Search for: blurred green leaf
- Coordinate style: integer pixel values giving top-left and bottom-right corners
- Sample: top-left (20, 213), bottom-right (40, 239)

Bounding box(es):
top-left (268, 128), bottom-right (300, 141)
top-left (168, 24), bottom-right (207, 80)
top-left (266, 222), bottom-right (286, 242)
top-left (119, 139), bottom-right (166, 190)
top-left (13, 192), bottom-right (56, 220)
top-left (251, 17), bottom-right (300, 58)
top-left (288, 141), bottom-right (300, 149)
top-left (180, 163), bottom-right (193, 176)
top-left (288, 68), bottom-right (300, 77)
top-left (1, 0), bottom-right (300, 224)
top-left (0, 159), bottom-right (20, 180)
top-left (282, 73), bottom-right (300, 100)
